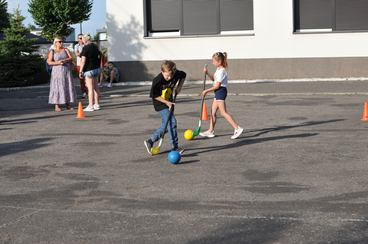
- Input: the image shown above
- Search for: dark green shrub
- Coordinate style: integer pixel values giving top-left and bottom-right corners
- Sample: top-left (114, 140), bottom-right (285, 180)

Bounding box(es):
top-left (0, 55), bottom-right (48, 87)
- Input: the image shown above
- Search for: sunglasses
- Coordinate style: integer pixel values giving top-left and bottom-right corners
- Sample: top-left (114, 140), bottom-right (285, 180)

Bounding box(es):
top-left (79, 37), bottom-right (82, 39)
top-left (56, 41), bottom-right (63, 43)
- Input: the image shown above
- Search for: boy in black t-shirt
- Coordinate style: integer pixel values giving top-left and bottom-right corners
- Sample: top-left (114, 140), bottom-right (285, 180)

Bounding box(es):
top-left (144, 60), bottom-right (186, 155)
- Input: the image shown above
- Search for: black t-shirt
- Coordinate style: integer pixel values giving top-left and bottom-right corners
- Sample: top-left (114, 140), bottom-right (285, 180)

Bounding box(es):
top-left (150, 70), bottom-right (186, 111)
top-left (80, 43), bottom-right (101, 72)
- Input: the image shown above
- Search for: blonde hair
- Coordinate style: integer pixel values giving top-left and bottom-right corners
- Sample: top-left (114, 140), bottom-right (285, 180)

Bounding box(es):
top-left (161, 60), bottom-right (177, 73)
top-left (53, 37), bottom-right (63, 45)
top-left (83, 33), bottom-right (92, 42)
top-left (212, 52), bottom-right (228, 68)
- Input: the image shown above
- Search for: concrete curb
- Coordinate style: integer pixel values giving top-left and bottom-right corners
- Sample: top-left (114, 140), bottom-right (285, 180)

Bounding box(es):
top-left (1, 77), bottom-right (368, 91)
top-left (116, 77), bottom-right (368, 86)
top-left (105, 92), bottom-right (368, 98)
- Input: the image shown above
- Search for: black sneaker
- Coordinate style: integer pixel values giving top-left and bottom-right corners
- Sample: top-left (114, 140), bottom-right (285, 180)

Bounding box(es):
top-left (144, 139), bottom-right (153, 155)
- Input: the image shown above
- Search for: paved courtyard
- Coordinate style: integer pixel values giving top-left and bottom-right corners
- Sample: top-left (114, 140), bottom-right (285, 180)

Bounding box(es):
top-left (1, 81), bottom-right (368, 243)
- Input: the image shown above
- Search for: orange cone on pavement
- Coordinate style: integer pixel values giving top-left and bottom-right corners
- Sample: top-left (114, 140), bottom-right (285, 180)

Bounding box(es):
top-left (76, 101), bottom-right (85, 119)
top-left (362, 102), bottom-right (368, 121)
top-left (202, 102), bottom-right (209, 121)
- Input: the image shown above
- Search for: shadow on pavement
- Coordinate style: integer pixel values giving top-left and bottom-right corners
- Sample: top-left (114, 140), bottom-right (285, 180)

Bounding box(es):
top-left (186, 217), bottom-right (293, 244)
top-left (40, 132), bottom-right (123, 137)
top-left (185, 133), bottom-right (318, 157)
top-left (0, 128), bottom-right (12, 131)
top-left (178, 159), bottom-right (200, 165)
top-left (0, 114), bottom-right (72, 125)
top-left (244, 119), bottom-right (345, 139)
top-left (0, 138), bottom-right (53, 158)
top-left (99, 96), bottom-right (201, 111)
top-left (185, 119), bottom-right (344, 157)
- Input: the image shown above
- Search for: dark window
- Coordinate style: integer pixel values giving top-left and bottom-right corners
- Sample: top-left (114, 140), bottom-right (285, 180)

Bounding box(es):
top-left (145, 0), bottom-right (254, 36)
top-left (220, 0), bottom-right (253, 31)
top-left (294, 0), bottom-right (368, 32)
top-left (183, 0), bottom-right (219, 35)
top-left (335, 0), bottom-right (368, 31)
top-left (294, 0), bottom-right (333, 30)
top-left (148, 0), bottom-right (181, 32)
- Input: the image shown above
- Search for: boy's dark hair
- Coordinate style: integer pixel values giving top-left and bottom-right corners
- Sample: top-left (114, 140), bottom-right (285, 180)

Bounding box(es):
top-left (161, 60), bottom-right (176, 73)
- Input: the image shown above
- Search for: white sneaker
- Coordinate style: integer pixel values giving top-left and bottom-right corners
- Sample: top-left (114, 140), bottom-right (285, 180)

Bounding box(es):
top-left (199, 130), bottom-right (215, 138)
top-left (83, 105), bottom-right (94, 112)
top-left (231, 126), bottom-right (244, 139)
top-left (93, 104), bottom-right (100, 110)
top-left (144, 140), bottom-right (153, 156)
top-left (174, 147), bottom-right (185, 155)
top-left (107, 83), bottom-right (112, 88)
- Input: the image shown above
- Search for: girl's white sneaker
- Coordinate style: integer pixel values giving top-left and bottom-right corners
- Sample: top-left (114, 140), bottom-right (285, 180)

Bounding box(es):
top-left (93, 104), bottom-right (100, 110)
top-left (199, 130), bottom-right (215, 138)
top-left (83, 105), bottom-right (94, 112)
top-left (231, 127), bottom-right (244, 139)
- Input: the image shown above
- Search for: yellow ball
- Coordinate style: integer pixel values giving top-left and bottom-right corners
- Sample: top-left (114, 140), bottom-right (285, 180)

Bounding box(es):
top-left (151, 147), bottom-right (160, 155)
top-left (184, 129), bottom-right (194, 140)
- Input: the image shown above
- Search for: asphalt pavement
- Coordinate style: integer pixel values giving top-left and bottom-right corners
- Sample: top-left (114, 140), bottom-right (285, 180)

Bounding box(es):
top-left (1, 80), bottom-right (368, 243)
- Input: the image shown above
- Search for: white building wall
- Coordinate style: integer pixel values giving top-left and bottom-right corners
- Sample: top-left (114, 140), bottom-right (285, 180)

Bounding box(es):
top-left (107, 0), bottom-right (368, 62)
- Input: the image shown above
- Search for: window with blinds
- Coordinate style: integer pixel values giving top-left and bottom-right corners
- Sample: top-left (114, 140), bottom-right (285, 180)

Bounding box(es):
top-left (145, 0), bottom-right (254, 36)
top-left (335, 0), bottom-right (368, 31)
top-left (148, 0), bottom-right (181, 32)
top-left (294, 0), bottom-right (368, 32)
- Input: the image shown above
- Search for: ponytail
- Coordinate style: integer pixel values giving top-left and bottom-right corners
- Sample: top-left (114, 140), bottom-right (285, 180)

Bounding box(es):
top-left (212, 52), bottom-right (228, 68)
top-left (222, 52), bottom-right (228, 68)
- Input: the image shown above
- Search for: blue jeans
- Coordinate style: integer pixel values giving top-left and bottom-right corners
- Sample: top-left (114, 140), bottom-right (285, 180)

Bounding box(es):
top-left (150, 108), bottom-right (178, 150)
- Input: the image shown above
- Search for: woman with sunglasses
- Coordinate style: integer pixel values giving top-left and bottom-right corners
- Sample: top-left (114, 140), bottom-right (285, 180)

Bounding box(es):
top-left (47, 37), bottom-right (77, 112)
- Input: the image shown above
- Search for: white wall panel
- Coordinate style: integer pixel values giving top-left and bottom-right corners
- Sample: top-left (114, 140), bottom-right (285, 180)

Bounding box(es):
top-left (107, 0), bottom-right (368, 62)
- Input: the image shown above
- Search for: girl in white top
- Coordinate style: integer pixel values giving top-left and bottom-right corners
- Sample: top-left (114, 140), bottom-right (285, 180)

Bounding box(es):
top-left (200, 52), bottom-right (243, 139)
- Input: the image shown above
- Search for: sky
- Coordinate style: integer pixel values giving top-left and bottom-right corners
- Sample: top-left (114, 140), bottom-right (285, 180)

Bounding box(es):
top-left (7, 0), bottom-right (106, 36)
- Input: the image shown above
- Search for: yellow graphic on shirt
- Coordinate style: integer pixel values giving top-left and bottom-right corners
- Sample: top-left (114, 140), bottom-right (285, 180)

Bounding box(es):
top-left (161, 87), bottom-right (173, 101)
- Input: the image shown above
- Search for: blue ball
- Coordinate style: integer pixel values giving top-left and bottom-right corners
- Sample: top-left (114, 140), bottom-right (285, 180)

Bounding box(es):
top-left (168, 151), bottom-right (181, 164)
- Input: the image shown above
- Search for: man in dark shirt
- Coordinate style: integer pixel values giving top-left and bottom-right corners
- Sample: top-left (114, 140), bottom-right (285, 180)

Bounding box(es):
top-left (144, 60), bottom-right (186, 155)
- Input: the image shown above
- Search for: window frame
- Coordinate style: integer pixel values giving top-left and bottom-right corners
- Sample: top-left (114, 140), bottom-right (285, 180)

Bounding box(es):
top-left (144, 0), bottom-right (255, 38)
top-left (293, 0), bottom-right (368, 34)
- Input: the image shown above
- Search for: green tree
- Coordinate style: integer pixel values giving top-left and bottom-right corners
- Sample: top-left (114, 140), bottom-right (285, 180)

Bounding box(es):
top-left (28, 0), bottom-right (93, 40)
top-left (0, 8), bottom-right (37, 56)
top-left (0, 8), bottom-right (44, 87)
top-left (0, 0), bottom-right (10, 32)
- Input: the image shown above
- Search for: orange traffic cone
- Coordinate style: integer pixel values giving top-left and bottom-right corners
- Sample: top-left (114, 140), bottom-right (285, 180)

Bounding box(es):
top-left (201, 102), bottom-right (209, 121)
top-left (76, 101), bottom-right (85, 119)
top-left (362, 102), bottom-right (368, 121)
